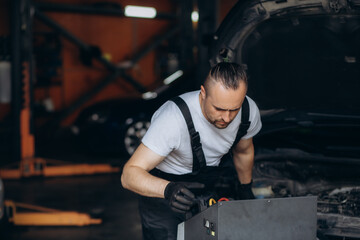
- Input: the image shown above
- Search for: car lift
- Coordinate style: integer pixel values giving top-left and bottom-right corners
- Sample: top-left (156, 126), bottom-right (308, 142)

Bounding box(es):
top-left (0, 59), bottom-right (120, 180)
top-left (33, 1), bottom-right (179, 130)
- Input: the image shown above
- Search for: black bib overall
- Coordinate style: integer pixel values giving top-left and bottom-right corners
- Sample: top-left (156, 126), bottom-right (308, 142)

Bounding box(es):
top-left (139, 96), bottom-right (250, 240)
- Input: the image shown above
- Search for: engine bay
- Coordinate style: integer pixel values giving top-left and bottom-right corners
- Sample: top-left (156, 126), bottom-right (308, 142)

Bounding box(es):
top-left (252, 152), bottom-right (360, 239)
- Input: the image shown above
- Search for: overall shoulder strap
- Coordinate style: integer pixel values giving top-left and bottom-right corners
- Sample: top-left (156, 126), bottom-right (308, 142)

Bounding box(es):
top-left (170, 97), bottom-right (206, 174)
top-left (233, 96), bottom-right (251, 147)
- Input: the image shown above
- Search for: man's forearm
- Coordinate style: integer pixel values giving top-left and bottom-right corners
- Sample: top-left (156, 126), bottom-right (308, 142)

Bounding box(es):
top-left (232, 141), bottom-right (254, 184)
top-left (121, 165), bottom-right (169, 198)
top-left (233, 154), bottom-right (253, 184)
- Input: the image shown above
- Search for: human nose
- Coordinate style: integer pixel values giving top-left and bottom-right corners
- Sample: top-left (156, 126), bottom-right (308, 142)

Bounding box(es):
top-left (222, 111), bottom-right (231, 122)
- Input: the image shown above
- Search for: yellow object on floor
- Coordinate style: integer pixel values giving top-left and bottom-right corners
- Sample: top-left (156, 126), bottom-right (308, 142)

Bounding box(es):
top-left (4, 200), bottom-right (102, 226)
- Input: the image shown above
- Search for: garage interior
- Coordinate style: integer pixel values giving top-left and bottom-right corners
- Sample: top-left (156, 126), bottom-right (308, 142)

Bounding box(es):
top-left (0, 0), bottom-right (235, 239)
top-left (1, 0), bottom-right (360, 239)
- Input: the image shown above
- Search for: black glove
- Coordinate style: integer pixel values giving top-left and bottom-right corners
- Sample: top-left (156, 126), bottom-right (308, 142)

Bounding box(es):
top-left (236, 180), bottom-right (255, 200)
top-left (164, 182), bottom-right (196, 214)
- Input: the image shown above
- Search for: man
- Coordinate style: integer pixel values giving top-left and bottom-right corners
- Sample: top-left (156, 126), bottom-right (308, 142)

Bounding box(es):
top-left (121, 62), bottom-right (262, 240)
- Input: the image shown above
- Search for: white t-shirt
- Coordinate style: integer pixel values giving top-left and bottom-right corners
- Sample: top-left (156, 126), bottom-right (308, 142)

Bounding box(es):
top-left (142, 90), bottom-right (262, 175)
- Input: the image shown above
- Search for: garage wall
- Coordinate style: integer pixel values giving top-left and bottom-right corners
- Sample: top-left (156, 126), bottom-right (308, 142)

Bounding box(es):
top-left (0, 0), bottom-right (238, 126)
top-left (32, 0), bottom-right (175, 126)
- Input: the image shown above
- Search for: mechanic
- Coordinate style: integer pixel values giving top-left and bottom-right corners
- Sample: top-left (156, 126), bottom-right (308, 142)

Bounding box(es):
top-left (121, 62), bottom-right (262, 240)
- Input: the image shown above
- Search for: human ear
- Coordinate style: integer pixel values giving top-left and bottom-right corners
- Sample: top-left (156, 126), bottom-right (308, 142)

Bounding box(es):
top-left (200, 85), bottom-right (206, 99)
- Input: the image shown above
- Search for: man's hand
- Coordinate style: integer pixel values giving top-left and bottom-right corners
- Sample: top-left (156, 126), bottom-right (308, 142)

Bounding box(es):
top-left (236, 180), bottom-right (255, 200)
top-left (164, 182), bottom-right (196, 214)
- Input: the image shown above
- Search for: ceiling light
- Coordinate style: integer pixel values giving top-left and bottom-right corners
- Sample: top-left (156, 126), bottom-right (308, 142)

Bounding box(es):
top-left (191, 11), bottom-right (199, 23)
top-left (124, 5), bottom-right (157, 19)
top-left (163, 70), bottom-right (183, 85)
top-left (142, 91), bottom-right (157, 100)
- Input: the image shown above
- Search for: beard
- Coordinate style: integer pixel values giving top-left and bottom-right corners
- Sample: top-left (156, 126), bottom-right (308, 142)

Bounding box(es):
top-left (213, 120), bottom-right (230, 129)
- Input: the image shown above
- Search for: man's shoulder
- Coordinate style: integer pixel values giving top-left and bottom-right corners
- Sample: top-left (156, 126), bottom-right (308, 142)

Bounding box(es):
top-left (153, 99), bottom-right (180, 119)
top-left (178, 90), bottom-right (200, 102)
top-left (244, 95), bottom-right (261, 122)
top-left (245, 95), bottom-right (257, 108)
top-left (152, 92), bottom-right (196, 124)
top-left (156, 90), bottom-right (199, 112)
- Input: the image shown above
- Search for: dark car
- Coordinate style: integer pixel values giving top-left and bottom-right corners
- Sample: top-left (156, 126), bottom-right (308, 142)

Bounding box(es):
top-left (209, 0), bottom-right (360, 239)
top-left (71, 69), bottom-right (197, 157)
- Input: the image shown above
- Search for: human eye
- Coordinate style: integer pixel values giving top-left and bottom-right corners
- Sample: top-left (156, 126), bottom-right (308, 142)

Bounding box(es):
top-left (214, 106), bottom-right (225, 112)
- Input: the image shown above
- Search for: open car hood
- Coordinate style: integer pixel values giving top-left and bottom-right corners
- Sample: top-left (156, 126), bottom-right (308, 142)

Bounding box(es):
top-left (210, 1), bottom-right (360, 239)
top-left (210, 0), bottom-right (360, 113)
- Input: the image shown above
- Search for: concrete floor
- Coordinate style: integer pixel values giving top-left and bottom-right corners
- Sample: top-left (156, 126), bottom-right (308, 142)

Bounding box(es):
top-left (0, 156), bottom-right (142, 240)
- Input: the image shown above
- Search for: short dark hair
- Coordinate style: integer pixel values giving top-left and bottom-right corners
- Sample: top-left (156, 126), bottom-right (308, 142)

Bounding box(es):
top-left (206, 62), bottom-right (248, 90)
